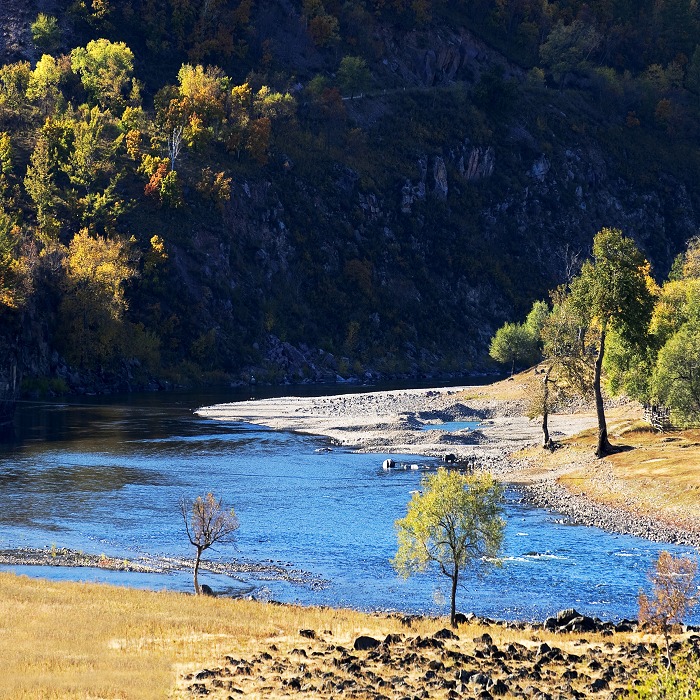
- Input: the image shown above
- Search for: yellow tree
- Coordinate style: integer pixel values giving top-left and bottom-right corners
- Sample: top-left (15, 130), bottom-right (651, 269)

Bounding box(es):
top-left (58, 230), bottom-right (136, 368)
top-left (393, 469), bottom-right (504, 627)
top-left (26, 54), bottom-right (63, 115)
top-left (638, 551), bottom-right (698, 665)
top-left (70, 39), bottom-right (135, 112)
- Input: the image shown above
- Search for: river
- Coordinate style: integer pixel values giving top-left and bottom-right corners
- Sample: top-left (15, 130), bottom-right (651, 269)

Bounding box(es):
top-left (0, 388), bottom-right (697, 623)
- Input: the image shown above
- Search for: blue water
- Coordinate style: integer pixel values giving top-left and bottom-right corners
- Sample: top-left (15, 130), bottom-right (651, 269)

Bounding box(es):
top-left (0, 391), bottom-right (697, 623)
top-left (420, 421), bottom-right (481, 431)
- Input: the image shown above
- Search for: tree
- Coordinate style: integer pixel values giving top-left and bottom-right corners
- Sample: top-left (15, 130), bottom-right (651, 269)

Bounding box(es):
top-left (630, 655), bottom-right (700, 699)
top-left (489, 321), bottom-right (536, 376)
top-left (569, 228), bottom-right (655, 457)
top-left (180, 492), bottom-right (239, 595)
top-left (536, 289), bottom-right (593, 450)
top-left (638, 551), bottom-right (698, 666)
top-left (31, 14), bottom-right (60, 53)
top-left (58, 230), bottom-right (136, 368)
top-left (539, 19), bottom-right (602, 87)
top-left (26, 54), bottom-right (63, 115)
top-left (392, 469), bottom-right (505, 627)
top-left (24, 135), bottom-right (60, 242)
top-left (0, 205), bottom-right (26, 309)
top-left (0, 61), bottom-right (31, 112)
top-left (338, 56), bottom-right (370, 98)
top-left (525, 364), bottom-right (557, 449)
top-left (653, 323), bottom-right (700, 424)
top-left (70, 39), bottom-right (135, 112)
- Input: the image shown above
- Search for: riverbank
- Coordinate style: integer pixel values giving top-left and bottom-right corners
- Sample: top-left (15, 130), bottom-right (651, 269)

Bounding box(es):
top-left (197, 369), bottom-right (700, 549)
top-left (2, 571), bottom-right (698, 699)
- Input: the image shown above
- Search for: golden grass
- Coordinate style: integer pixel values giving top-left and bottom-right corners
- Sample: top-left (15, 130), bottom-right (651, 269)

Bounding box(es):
top-left (520, 406), bottom-right (700, 528)
top-left (0, 571), bottom-right (652, 699)
top-left (454, 368), bottom-right (535, 402)
top-left (0, 573), bottom-right (484, 699)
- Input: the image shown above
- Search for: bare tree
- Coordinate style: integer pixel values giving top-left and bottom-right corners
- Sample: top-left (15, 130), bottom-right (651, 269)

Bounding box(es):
top-left (167, 125), bottom-right (184, 171)
top-left (638, 551), bottom-right (698, 665)
top-left (180, 492), bottom-right (239, 595)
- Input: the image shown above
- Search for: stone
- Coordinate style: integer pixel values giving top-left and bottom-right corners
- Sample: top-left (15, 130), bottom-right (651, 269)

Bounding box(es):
top-left (588, 678), bottom-right (609, 692)
top-left (299, 629), bottom-right (316, 639)
top-left (434, 627), bottom-right (459, 640)
top-left (490, 679), bottom-right (509, 696)
top-left (433, 156), bottom-right (448, 200)
top-left (354, 635), bottom-right (381, 651)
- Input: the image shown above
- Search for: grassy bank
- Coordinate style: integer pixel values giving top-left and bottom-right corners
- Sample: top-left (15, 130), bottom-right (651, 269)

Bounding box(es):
top-left (461, 368), bottom-right (700, 536)
top-left (2, 572), bottom-right (698, 699)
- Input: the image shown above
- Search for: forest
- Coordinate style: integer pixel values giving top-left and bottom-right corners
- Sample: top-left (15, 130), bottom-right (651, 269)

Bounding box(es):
top-left (0, 0), bottom-right (699, 392)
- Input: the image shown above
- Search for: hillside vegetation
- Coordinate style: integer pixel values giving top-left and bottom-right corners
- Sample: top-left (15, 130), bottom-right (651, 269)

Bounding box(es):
top-left (1, 0), bottom-right (699, 392)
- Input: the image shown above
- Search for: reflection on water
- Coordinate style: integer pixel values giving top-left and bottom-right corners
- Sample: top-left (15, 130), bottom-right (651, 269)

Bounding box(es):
top-left (420, 421), bottom-right (481, 432)
top-left (0, 389), bottom-right (697, 623)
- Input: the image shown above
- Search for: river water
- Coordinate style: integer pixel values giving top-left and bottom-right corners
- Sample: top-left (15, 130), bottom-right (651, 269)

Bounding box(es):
top-left (0, 388), bottom-right (697, 623)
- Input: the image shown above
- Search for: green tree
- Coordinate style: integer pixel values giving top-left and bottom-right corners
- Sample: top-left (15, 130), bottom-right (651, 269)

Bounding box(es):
top-left (180, 492), bottom-right (239, 595)
top-left (535, 287), bottom-right (595, 449)
top-left (338, 56), bottom-right (370, 98)
top-left (24, 135), bottom-right (60, 242)
top-left (489, 321), bottom-right (536, 376)
top-left (392, 469), bottom-right (505, 627)
top-left (569, 228), bottom-right (655, 457)
top-left (0, 205), bottom-right (26, 309)
top-left (0, 61), bottom-right (31, 112)
top-left (27, 54), bottom-right (63, 115)
top-left (631, 656), bottom-right (700, 700)
top-left (539, 19), bottom-right (602, 87)
top-left (0, 131), bottom-right (12, 195)
top-left (70, 39), bottom-right (135, 112)
top-left (30, 14), bottom-right (60, 53)
top-left (62, 106), bottom-right (109, 194)
top-left (653, 323), bottom-right (700, 424)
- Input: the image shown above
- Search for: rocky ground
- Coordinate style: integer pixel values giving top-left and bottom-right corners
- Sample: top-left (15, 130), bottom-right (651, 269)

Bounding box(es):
top-left (0, 547), bottom-right (328, 590)
top-left (175, 611), bottom-right (700, 700)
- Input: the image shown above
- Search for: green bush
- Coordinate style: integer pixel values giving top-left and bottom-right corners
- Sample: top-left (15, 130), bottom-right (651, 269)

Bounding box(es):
top-left (630, 656), bottom-right (700, 699)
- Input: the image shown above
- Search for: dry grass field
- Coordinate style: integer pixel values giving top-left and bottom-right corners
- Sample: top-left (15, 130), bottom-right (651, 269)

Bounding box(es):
top-left (1, 572), bottom-right (697, 699)
top-left (529, 417), bottom-right (700, 534)
top-left (0, 572), bottom-right (419, 699)
top-left (472, 368), bottom-right (700, 534)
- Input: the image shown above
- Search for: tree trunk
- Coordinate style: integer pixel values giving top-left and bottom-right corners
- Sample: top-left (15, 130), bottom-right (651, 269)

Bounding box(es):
top-left (450, 566), bottom-right (459, 628)
top-left (542, 365), bottom-right (552, 449)
top-left (193, 546), bottom-right (202, 595)
top-left (594, 324), bottom-right (613, 458)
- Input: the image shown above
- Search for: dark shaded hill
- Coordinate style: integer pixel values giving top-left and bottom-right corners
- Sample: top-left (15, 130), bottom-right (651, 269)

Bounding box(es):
top-left (1, 0), bottom-right (698, 392)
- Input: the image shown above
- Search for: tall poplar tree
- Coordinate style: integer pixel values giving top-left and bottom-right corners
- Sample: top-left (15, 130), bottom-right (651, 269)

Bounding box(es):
top-left (569, 228), bottom-right (655, 457)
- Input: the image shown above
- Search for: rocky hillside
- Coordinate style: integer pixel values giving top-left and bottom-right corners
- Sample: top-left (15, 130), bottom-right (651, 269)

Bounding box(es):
top-left (0, 0), bottom-right (698, 392)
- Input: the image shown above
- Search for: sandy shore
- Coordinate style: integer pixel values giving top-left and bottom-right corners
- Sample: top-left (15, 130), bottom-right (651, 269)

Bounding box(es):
top-left (197, 384), bottom-right (700, 549)
top-left (197, 386), bottom-right (594, 467)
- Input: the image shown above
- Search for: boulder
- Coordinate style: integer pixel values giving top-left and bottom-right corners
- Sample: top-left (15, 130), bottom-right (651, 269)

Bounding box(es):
top-left (353, 635), bottom-right (380, 651)
top-left (434, 627), bottom-right (459, 640)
